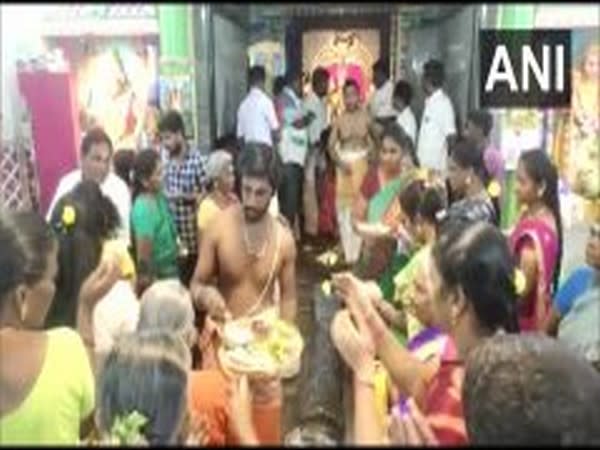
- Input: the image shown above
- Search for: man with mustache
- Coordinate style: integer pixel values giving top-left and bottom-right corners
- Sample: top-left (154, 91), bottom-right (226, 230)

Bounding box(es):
top-left (159, 110), bottom-right (208, 287)
top-left (190, 142), bottom-right (297, 444)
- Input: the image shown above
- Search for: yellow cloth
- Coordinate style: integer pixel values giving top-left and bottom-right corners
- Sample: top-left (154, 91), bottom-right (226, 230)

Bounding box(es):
top-left (335, 150), bottom-right (369, 208)
top-left (102, 239), bottom-right (135, 279)
top-left (373, 361), bottom-right (389, 433)
top-left (197, 196), bottom-right (222, 231)
top-left (0, 328), bottom-right (95, 444)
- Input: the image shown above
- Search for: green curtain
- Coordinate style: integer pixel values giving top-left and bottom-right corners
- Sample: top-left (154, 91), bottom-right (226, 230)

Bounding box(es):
top-left (497, 4), bottom-right (537, 230)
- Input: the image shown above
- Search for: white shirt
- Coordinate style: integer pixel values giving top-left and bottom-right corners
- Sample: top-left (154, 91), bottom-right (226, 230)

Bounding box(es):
top-left (396, 107), bottom-right (418, 146)
top-left (303, 91), bottom-right (328, 146)
top-left (46, 169), bottom-right (131, 244)
top-left (279, 87), bottom-right (309, 167)
top-left (236, 87), bottom-right (280, 147)
top-left (369, 80), bottom-right (396, 119)
top-left (417, 89), bottom-right (456, 172)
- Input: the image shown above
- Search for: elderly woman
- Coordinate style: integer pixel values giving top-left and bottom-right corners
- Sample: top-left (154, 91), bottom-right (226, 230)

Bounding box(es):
top-left (136, 280), bottom-right (258, 445)
top-left (97, 330), bottom-right (192, 445)
top-left (331, 220), bottom-right (520, 445)
top-left (196, 150), bottom-right (238, 242)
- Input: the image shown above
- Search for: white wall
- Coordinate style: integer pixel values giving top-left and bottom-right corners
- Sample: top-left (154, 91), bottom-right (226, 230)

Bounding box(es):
top-left (1, 5), bottom-right (49, 141)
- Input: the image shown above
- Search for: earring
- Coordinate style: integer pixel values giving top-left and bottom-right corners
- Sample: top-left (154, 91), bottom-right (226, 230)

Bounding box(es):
top-left (450, 314), bottom-right (457, 328)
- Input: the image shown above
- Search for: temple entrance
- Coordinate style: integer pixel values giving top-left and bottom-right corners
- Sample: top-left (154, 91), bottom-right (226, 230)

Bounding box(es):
top-left (286, 14), bottom-right (390, 121)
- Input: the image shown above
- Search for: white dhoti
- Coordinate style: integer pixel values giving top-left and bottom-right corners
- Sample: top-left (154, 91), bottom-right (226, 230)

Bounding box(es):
top-left (335, 149), bottom-right (368, 265)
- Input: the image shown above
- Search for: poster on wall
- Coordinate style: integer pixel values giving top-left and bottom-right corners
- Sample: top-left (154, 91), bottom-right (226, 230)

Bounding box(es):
top-left (550, 28), bottom-right (599, 204)
top-left (248, 41), bottom-right (286, 96)
top-left (302, 30), bottom-right (379, 122)
top-left (58, 37), bottom-right (160, 150)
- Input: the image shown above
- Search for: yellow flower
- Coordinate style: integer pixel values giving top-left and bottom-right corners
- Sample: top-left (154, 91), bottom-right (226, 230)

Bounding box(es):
top-left (487, 180), bottom-right (502, 199)
top-left (514, 268), bottom-right (527, 296)
top-left (321, 280), bottom-right (332, 296)
top-left (61, 205), bottom-right (76, 227)
top-left (328, 253), bottom-right (338, 267)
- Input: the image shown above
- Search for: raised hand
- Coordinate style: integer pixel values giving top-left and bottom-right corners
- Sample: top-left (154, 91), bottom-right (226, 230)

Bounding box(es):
top-left (184, 411), bottom-right (211, 446)
top-left (332, 273), bottom-right (374, 324)
top-left (388, 398), bottom-right (439, 445)
top-left (332, 272), bottom-right (389, 348)
top-left (330, 309), bottom-right (375, 379)
top-left (192, 285), bottom-right (230, 322)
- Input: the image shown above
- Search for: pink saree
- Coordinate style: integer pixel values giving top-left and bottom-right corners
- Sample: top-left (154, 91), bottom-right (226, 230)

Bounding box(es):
top-left (509, 217), bottom-right (559, 332)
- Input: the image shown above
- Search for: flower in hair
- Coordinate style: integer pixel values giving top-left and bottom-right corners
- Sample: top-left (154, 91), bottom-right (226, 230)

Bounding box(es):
top-left (514, 268), bottom-right (527, 296)
top-left (106, 410), bottom-right (148, 445)
top-left (61, 205), bottom-right (76, 228)
top-left (435, 208), bottom-right (448, 223)
top-left (487, 180), bottom-right (502, 199)
top-left (415, 168), bottom-right (429, 182)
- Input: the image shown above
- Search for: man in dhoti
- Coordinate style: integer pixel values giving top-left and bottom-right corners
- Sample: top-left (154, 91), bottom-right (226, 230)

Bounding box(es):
top-left (328, 79), bottom-right (376, 265)
top-left (190, 142), bottom-right (298, 444)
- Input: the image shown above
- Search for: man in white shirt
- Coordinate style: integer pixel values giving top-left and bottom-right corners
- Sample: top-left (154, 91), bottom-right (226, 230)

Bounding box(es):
top-left (302, 67), bottom-right (330, 240)
top-left (46, 128), bottom-right (131, 244)
top-left (277, 70), bottom-right (314, 238)
top-left (416, 59), bottom-right (457, 173)
top-left (392, 80), bottom-right (418, 145)
top-left (237, 65), bottom-right (281, 148)
top-left (369, 59), bottom-right (396, 121)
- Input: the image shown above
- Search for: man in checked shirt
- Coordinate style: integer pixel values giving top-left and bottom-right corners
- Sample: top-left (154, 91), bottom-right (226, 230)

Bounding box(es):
top-left (159, 110), bottom-right (208, 287)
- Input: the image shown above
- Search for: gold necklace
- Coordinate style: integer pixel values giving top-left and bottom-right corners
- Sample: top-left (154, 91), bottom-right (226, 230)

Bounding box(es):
top-left (242, 216), bottom-right (271, 259)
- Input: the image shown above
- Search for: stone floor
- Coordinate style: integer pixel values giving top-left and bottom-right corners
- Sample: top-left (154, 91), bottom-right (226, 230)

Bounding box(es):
top-left (281, 242), bottom-right (332, 438)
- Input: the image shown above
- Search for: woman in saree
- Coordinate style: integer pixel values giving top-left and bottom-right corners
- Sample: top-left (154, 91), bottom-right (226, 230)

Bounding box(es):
top-left (352, 123), bottom-right (420, 301)
top-left (367, 172), bottom-right (448, 421)
top-left (510, 149), bottom-right (562, 333)
top-left (393, 170), bottom-right (447, 342)
top-left (330, 221), bottom-right (520, 445)
top-left (328, 79), bottom-right (376, 265)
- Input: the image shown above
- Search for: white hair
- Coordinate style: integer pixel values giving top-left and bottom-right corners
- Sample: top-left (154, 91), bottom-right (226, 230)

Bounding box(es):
top-left (137, 280), bottom-right (196, 346)
top-left (206, 150), bottom-right (232, 182)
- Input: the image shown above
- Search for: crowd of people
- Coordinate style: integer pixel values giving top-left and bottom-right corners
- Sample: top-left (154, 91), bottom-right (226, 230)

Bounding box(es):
top-left (0, 55), bottom-right (599, 446)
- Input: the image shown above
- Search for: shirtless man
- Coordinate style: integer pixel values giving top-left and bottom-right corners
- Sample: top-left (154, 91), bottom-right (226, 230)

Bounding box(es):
top-left (190, 142), bottom-right (297, 444)
top-left (328, 79), bottom-right (376, 264)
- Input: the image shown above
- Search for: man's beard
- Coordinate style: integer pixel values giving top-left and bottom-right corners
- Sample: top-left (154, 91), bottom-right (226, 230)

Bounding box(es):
top-left (243, 205), bottom-right (269, 223)
top-left (168, 141), bottom-right (183, 156)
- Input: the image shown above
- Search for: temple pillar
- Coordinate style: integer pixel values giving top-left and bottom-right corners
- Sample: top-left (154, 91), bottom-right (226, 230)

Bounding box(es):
top-left (157, 5), bottom-right (199, 145)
